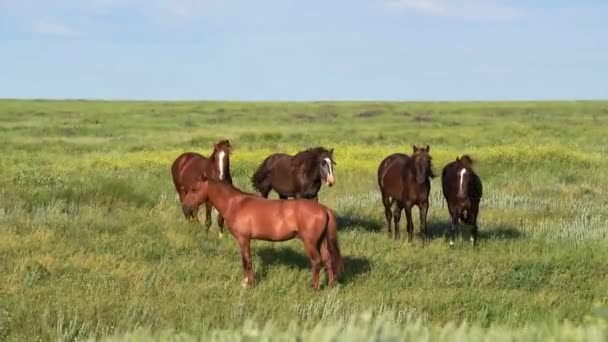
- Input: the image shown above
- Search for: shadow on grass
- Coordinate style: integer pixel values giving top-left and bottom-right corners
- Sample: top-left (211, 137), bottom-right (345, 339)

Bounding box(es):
top-left (256, 246), bottom-right (370, 286)
top-left (425, 220), bottom-right (524, 241)
top-left (337, 212), bottom-right (383, 232)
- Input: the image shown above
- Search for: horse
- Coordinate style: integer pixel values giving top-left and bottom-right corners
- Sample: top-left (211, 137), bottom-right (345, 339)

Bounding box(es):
top-left (170, 139), bottom-right (233, 232)
top-left (250, 147), bottom-right (336, 201)
top-left (441, 155), bottom-right (483, 246)
top-left (181, 175), bottom-right (344, 289)
top-left (377, 145), bottom-right (435, 241)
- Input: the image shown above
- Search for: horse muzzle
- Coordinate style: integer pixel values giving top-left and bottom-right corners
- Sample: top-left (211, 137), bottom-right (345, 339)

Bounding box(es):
top-left (325, 175), bottom-right (335, 187)
top-left (182, 204), bottom-right (194, 216)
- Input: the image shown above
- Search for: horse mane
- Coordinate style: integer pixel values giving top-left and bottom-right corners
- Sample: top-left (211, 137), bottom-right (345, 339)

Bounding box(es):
top-left (291, 147), bottom-right (331, 173)
top-left (216, 139), bottom-right (232, 151)
top-left (459, 154), bottom-right (474, 168)
top-left (210, 139), bottom-right (233, 160)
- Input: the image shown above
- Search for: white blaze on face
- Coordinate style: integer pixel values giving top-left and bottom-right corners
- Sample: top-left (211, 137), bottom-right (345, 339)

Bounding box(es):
top-left (218, 151), bottom-right (226, 180)
top-left (458, 168), bottom-right (467, 196)
top-left (324, 157), bottom-right (335, 185)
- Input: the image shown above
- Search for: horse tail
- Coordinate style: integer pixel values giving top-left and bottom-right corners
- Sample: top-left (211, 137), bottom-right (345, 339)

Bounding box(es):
top-left (251, 156), bottom-right (271, 193)
top-left (324, 208), bottom-right (344, 278)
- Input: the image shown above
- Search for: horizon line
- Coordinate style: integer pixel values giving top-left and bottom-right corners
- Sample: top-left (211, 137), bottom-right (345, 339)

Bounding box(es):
top-left (1, 97), bottom-right (606, 103)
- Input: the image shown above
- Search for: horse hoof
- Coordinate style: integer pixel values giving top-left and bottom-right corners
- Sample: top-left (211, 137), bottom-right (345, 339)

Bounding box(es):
top-left (449, 241), bottom-right (455, 247)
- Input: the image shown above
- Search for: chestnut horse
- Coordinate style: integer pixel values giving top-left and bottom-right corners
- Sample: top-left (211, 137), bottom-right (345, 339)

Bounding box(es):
top-left (251, 147), bottom-right (336, 201)
top-left (181, 176), bottom-right (344, 289)
top-left (377, 145), bottom-right (435, 241)
top-left (170, 139), bottom-right (232, 232)
top-left (441, 155), bottom-right (483, 246)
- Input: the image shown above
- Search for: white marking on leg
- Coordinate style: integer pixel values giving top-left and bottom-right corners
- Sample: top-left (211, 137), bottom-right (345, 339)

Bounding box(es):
top-left (449, 240), bottom-right (454, 246)
top-left (470, 236), bottom-right (474, 243)
top-left (458, 168), bottom-right (467, 195)
top-left (218, 151), bottom-right (226, 180)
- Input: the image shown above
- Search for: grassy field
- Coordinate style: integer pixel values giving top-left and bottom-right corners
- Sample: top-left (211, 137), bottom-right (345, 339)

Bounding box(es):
top-left (1, 100), bottom-right (608, 341)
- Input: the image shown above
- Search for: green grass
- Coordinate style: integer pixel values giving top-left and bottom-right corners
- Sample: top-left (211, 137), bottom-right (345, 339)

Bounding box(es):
top-left (1, 99), bottom-right (608, 341)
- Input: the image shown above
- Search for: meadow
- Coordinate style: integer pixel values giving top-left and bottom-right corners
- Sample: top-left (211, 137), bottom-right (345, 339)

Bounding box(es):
top-left (1, 100), bottom-right (607, 341)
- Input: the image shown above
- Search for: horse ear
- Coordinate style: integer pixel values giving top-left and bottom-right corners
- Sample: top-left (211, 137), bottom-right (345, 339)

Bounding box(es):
top-left (329, 148), bottom-right (334, 156)
top-left (425, 145), bottom-right (430, 152)
top-left (412, 145), bottom-right (417, 152)
top-left (456, 156), bottom-right (460, 162)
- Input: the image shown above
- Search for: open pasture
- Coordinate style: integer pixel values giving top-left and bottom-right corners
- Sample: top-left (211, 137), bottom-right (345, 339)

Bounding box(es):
top-left (1, 100), bottom-right (608, 340)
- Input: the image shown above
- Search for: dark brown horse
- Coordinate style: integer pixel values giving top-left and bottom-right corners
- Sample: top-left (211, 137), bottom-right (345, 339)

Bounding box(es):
top-left (170, 139), bottom-right (233, 232)
top-left (441, 155), bottom-right (483, 246)
top-left (251, 147), bottom-right (336, 201)
top-left (181, 176), bottom-right (344, 289)
top-left (377, 145), bottom-right (435, 241)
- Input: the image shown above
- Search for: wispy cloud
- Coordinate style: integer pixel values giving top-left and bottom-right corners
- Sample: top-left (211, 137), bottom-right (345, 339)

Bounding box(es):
top-left (32, 20), bottom-right (82, 37)
top-left (158, 0), bottom-right (209, 18)
top-left (385, 0), bottom-right (447, 15)
top-left (385, 0), bottom-right (524, 19)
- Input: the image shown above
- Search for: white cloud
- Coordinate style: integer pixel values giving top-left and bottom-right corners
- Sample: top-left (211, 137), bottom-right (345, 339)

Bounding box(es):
top-left (33, 20), bottom-right (81, 37)
top-left (385, 0), bottom-right (447, 15)
top-left (385, 0), bottom-right (524, 19)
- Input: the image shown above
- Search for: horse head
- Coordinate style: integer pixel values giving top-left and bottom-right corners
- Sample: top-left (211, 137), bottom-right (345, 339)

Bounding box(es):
top-left (181, 174), bottom-right (210, 215)
top-left (212, 139), bottom-right (232, 181)
top-left (412, 145), bottom-right (435, 184)
top-left (455, 155), bottom-right (474, 199)
top-left (318, 148), bottom-right (336, 187)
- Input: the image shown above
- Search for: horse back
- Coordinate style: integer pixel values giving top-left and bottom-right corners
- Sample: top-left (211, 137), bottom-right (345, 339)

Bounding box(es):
top-left (441, 161), bottom-right (459, 200)
top-left (377, 153), bottom-right (409, 197)
top-left (267, 153), bottom-right (298, 193)
top-left (171, 152), bottom-right (213, 189)
top-left (441, 161), bottom-right (483, 202)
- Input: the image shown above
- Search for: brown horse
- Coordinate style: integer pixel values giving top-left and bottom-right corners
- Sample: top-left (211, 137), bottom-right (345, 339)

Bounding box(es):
top-left (441, 155), bottom-right (483, 246)
top-left (170, 139), bottom-right (233, 232)
top-left (181, 176), bottom-right (344, 289)
top-left (377, 145), bottom-right (435, 241)
top-left (250, 147), bottom-right (336, 201)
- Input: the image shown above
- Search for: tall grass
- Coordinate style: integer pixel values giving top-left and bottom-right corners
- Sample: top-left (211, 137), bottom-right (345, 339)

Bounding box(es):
top-left (1, 100), bottom-right (608, 341)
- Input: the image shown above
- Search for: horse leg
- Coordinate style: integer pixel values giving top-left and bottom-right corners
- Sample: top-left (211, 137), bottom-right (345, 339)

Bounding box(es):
top-left (302, 238), bottom-right (322, 290)
top-left (320, 240), bottom-right (335, 287)
top-left (418, 201), bottom-right (429, 243)
top-left (217, 213), bottom-right (225, 233)
top-left (237, 237), bottom-right (254, 286)
top-left (190, 204), bottom-right (200, 223)
top-left (279, 194), bottom-right (288, 200)
top-left (449, 213), bottom-right (458, 247)
top-left (403, 204), bottom-right (414, 243)
top-left (468, 204), bottom-right (480, 247)
top-left (204, 202), bottom-right (212, 231)
top-left (393, 202), bottom-right (403, 240)
top-left (382, 194), bottom-right (393, 238)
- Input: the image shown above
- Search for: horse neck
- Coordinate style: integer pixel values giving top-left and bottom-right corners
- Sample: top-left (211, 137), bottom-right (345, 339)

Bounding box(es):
top-left (297, 157), bottom-right (320, 181)
top-left (206, 180), bottom-right (237, 217)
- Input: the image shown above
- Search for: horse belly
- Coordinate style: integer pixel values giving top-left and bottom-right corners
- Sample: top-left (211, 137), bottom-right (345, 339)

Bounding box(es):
top-left (248, 211), bottom-right (298, 241)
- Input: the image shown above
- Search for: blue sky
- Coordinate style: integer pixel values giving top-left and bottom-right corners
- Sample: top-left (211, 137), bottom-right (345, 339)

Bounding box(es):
top-left (0, 0), bottom-right (606, 101)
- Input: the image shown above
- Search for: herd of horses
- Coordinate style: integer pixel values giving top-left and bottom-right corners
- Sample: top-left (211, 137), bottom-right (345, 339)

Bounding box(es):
top-left (170, 139), bottom-right (483, 289)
